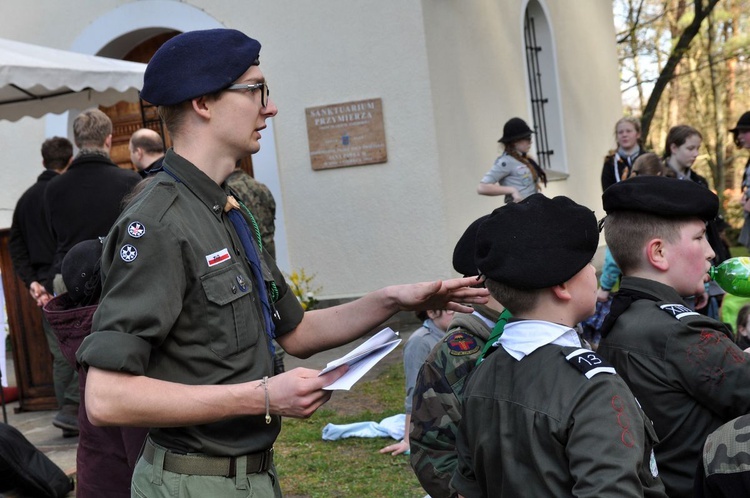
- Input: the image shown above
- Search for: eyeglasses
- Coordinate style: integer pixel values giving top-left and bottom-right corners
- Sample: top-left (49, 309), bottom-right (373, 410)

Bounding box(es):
top-left (226, 82), bottom-right (270, 108)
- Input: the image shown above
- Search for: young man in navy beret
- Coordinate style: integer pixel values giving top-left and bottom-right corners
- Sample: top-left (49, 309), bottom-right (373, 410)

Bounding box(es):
top-left (597, 175), bottom-right (750, 498)
top-left (452, 194), bottom-right (666, 497)
top-left (76, 28), bottom-right (488, 496)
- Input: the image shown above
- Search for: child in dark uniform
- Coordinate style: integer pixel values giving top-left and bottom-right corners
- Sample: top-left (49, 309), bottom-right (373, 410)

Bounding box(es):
top-left (597, 176), bottom-right (750, 498)
top-left (452, 194), bottom-right (665, 497)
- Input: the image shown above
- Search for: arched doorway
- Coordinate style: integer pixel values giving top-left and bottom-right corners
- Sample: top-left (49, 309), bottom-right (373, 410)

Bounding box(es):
top-left (60, 1), bottom-right (288, 270)
top-left (100, 31), bottom-right (177, 171)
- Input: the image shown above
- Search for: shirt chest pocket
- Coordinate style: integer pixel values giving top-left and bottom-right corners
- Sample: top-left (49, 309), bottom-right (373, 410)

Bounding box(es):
top-left (201, 263), bottom-right (261, 358)
top-left (514, 164), bottom-right (531, 180)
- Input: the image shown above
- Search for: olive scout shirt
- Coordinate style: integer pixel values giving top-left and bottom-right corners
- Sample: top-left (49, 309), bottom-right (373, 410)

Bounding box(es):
top-left (78, 149), bottom-right (304, 457)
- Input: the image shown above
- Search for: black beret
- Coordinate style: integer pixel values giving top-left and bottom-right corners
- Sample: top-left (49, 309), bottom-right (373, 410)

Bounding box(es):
top-left (602, 175), bottom-right (718, 221)
top-left (730, 111), bottom-right (750, 133)
top-left (140, 29), bottom-right (261, 106)
top-left (453, 214), bottom-right (491, 276)
top-left (62, 238), bottom-right (103, 306)
top-left (475, 194), bottom-right (599, 289)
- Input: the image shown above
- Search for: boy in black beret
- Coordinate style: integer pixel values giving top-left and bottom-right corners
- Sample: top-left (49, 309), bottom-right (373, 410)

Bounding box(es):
top-left (452, 193), bottom-right (666, 498)
top-left (596, 175), bottom-right (750, 498)
top-left (76, 28), bottom-right (488, 497)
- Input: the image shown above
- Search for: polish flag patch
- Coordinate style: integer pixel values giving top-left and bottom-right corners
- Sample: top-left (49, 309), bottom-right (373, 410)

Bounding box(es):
top-left (206, 248), bottom-right (231, 267)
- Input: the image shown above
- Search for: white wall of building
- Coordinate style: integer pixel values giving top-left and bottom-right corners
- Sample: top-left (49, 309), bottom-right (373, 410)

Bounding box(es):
top-left (0, 0), bottom-right (622, 299)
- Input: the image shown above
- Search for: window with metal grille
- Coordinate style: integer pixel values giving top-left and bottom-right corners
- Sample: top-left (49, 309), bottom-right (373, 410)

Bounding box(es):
top-left (524, 9), bottom-right (554, 170)
top-left (139, 98), bottom-right (167, 149)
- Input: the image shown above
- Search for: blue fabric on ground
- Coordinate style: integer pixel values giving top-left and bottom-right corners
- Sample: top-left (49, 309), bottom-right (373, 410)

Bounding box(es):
top-left (322, 414), bottom-right (405, 441)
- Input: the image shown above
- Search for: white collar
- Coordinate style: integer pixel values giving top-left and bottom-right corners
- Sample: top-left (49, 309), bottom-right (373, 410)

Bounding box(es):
top-left (499, 320), bottom-right (581, 361)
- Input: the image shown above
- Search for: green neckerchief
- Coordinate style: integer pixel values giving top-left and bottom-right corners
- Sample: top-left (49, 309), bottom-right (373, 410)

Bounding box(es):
top-left (477, 308), bottom-right (513, 365)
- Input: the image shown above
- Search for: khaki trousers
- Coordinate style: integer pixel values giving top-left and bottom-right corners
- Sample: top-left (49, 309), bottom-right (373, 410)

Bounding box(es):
top-left (131, 442), bottom-right (282, 498)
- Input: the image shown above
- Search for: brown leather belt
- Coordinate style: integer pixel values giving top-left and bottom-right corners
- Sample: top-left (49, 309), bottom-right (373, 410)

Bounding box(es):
top-left (143, 438), bottom-right (273, 477)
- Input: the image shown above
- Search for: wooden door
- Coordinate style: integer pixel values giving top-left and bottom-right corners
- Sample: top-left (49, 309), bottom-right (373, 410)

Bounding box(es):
top-left (101, 32), bottom-right (178, 170)
top-left (0, 229), bottom-right (57, 411)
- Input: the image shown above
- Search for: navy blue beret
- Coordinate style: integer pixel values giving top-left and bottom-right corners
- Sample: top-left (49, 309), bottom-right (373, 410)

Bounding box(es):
top-left (453, 214), bottom-right (491, 276)
top-left (475, 194), bottom-right (599, 289)
top-left (140, 29), bottom-right (261, 106)
top-left (603, 175), bottom-right (718, 221)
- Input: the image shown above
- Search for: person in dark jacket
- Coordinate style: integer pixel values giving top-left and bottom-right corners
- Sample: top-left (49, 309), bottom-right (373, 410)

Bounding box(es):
top-left (9, 136), bottom-right (76, 437)
top-left (128, 128), bottom-right (164, 178)
top-left (453, 194), bottom-right (665, 498)
top-left (598, 176), bottom-right (750, 498)
top-left (42, 109), bottom-right (140, 435)
top-left (9, 137), bottom-right (71, 297)
top-left (44, 108), bottom-right (141, 294)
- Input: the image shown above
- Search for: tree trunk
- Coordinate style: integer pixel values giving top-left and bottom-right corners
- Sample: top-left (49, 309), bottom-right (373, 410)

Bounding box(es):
top-left (640, 0), bottom-right (722, 138)
top-left (708, 12), bottom-right (726, 200)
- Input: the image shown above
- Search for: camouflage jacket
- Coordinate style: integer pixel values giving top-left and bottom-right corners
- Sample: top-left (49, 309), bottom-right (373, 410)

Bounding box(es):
top-left (226, 169), bottom-right (277, 259)
top-left (696, 413), bottom-right (750, 497)
top-left (409, 304), bottom-right (501, 498)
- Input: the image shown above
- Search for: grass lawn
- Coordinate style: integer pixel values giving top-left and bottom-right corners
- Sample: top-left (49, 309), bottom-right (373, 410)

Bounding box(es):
top-left (274, 362), bottom-right (427, 498)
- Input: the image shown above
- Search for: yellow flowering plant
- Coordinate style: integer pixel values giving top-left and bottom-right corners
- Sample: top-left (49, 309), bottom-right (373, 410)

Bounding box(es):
top-left (285, 268), bottom-right (322, 311)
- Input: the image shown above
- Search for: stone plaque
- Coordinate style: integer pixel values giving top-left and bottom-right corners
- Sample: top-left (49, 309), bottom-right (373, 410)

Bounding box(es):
top-left (305, 98), bottom-right (387, 170)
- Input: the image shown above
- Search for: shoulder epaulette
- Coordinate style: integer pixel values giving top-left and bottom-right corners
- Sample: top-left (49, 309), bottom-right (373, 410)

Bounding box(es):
top-left (563, 348), bottom-right (616, 379)
top-left (135, 181), bottom-right (178, 221)
top-left (658, 303), bottom-right (700, 320)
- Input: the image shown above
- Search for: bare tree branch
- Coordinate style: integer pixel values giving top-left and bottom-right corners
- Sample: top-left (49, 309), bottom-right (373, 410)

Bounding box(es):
top-left (640, 0), bottom-right (722, 137)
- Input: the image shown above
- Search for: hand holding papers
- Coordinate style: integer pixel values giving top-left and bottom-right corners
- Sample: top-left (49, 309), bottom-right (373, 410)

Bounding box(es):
top-left (319, 328), bottom-right (401, 390)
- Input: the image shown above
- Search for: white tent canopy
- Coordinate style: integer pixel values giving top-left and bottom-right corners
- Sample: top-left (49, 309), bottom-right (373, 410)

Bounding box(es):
top-left (0, 37), bottom-right (146, 122)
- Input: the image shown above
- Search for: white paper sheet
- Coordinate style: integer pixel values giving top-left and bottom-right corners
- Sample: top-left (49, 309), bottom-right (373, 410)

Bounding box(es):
top-left (319, 327), bottom-right (401, 391)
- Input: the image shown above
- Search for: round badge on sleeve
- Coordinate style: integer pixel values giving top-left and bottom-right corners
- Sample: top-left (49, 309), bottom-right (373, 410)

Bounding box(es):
top-left (445, 332), bottom-right (480, 356)
top-left (127, 221), bottom-right (146, 238)
top-left (120, 244), bottom-right (138, 263)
